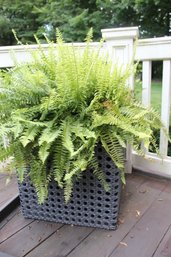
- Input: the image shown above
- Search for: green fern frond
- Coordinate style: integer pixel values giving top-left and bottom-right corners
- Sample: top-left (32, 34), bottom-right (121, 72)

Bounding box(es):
top-left (38, 127), bottom-right (61, 146)
top-left (62, 121), bottom-right (74, 157)
top-left (100, 131), bottom-right (124, 170)
top-left (89, 153), bottom-right (110, 192)
top-left (38, 142), bottom-right (50, 163)
top-left (85, 28), bottom-right (93, 43)
top-left (52, 137), bottom-right (69, 188)
top-left (14, 143), bottom-right (33, 182)
top-left (12, 29), bottom-right (23, 45)
top-left (0, 144), bottom-right (14, 163)
top-left (56, 28), bottom-right (64, 44)
top-left (0, 30), bottom-right (167, 203)
top-left (64, 159), bottom-right (87, 182)
top-left (29, 158), bottom-right (48, 204)
top-left (20, 125), bottom-right (40, 147)
top-left (64, 179), bottom-right (73, 203)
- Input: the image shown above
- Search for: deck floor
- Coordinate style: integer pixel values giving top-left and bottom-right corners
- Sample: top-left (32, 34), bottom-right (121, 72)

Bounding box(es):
top-left (0, 173), bottom-right (19, 221)
top-left (0, 172), bottom-right (171, 257)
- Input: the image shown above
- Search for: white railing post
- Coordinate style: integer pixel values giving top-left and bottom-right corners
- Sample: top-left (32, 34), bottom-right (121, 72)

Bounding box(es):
top-left (141, 61), bottom-right (152, 153)
top-left (159, 60), bottom-right (171, 157)
top-left (101, 27), bottom-right (139, 173)
top-left (142, 61), bottom-right (152, 107)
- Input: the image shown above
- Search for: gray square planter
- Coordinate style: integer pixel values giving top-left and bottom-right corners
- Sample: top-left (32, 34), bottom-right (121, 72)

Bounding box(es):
top-left (18, 144), bottom-right (121, 230)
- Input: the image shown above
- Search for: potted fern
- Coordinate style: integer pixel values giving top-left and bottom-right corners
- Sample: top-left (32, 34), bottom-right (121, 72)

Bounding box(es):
top-left (0, 30), bottom-right (164, 229)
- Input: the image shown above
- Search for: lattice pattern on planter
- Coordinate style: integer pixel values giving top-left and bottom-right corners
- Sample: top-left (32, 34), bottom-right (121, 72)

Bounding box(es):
top-left (18, 144), bottom-right (121, 230)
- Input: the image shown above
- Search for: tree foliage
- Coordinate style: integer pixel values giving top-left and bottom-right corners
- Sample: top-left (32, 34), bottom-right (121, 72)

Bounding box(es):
top-left (0, 0), bottom-right (45, 45)
top-left (134, 0), bottom-right (171, 37)
top-left (0, 0), bottom-right (170, 45)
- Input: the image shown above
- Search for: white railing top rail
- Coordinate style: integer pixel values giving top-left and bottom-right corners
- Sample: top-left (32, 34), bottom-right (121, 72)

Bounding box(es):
top-left (136, 36), bottom-right (171, 60)
top-left (0, 41), bottom-right (100, 51)
top-left (0, 42), bottom-right (102, 68)
top-left (1, 35), bottom-right (171, 68)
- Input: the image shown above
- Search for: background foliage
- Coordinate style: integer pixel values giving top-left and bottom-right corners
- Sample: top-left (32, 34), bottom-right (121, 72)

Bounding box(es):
top-left (0, 0), bottom-right (170, 46)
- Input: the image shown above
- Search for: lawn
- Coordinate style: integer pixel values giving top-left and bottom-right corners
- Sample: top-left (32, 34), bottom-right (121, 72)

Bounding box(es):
top-left (134, 80), bottom-right (171, 156)
top-left (134, 80), bottom-right (162, 113)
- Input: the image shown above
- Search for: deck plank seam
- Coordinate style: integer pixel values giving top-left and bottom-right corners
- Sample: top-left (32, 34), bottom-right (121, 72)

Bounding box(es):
top-left (0, 209), bottom-right (18, 230)
top-left (64, 228), bottom-right (96, 257)
top-left (0, 195), bottom-right (20, 224)
top-left (23, 224), bottom-right (65, 257)
top-left (107, 180), bottom-right (169, 257)
top-left (151, 223), bottom-right (171, 257)
top-left (0, 219), bottom-right (34, 244)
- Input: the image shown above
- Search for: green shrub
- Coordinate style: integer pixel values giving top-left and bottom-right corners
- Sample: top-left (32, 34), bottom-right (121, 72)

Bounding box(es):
top-left (0, 29), bottom-right (165, 203)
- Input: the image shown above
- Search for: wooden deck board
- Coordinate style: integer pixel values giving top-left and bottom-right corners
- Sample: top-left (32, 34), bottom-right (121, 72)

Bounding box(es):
top-left (0, 172), bottom-right (171, 257)
top-left (0, 220), bottom-right (62, 257)
top-left (0, 174), bottom-right (19, 214)
top-left (25, 225), bottom-right (94, 257)
top-left (153, 225), bottom-right (171, 257)
top-left (109, 183), bottom-right (171, 257)
top-left (0, 208), bottom-right (18, 230)
top-left (0, 208), bottom-right (33, 243)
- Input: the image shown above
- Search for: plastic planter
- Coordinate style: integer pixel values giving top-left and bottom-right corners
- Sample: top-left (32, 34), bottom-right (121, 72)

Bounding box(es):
top-left (18, 144), bottom-right (121, 230)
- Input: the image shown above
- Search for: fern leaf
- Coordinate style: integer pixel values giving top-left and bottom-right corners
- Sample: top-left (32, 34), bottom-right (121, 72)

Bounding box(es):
top-left (71, 121), bottom-right (97, 141)
top-left (85, 28), bottom-right (93, 43)
top-left (89, 153), bottom-right (110, 192)
top-left (62, 121), bottom-right (74, 157)
top-left (56, 28), bottom-right (64, 44)
top-left (38, 142), bottom-right (50, 163)
top-left (39, 127), bottom-right (61, 146)
top-left (100, 132), bottom-right (124, 170)
top-left (52, 138), bottom-right (69, 188)
top-left (64, 179), bottom-right (73, 203)
top-left (20, 125), bottom-right (40, 147)
top-left (64, 159), bottom-right (87, 181)
top-left (29, 158), bottom-right (48, 204)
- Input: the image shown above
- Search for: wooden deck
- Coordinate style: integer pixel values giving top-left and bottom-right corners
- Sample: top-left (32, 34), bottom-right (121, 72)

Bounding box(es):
top-left (0, 173), bottom-right (19, 223)
top-left (0, 172), bottom-right (171, 257)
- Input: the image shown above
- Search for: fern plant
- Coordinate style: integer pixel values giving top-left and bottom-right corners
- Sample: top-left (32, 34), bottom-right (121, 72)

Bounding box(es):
top-left (0, 29), bottom-right (165, 203)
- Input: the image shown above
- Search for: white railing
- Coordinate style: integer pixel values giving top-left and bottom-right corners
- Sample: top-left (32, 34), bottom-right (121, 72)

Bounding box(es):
top-left (0, 27), bottom-right (171, 178)
top-left (133, 37), bottom-right (171, 178)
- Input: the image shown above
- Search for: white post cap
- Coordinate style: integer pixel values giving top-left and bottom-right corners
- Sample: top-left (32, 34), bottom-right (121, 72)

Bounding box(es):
top-left (101, 27), bottom-right (139, 40)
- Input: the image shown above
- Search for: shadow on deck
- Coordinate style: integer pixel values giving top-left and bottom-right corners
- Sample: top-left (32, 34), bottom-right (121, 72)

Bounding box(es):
top-left (0, 172), bottom-right (171, 257)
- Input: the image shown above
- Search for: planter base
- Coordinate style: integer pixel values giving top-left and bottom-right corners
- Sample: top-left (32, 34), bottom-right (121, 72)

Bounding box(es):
top-left (18, 145), bottom-right (121, 230)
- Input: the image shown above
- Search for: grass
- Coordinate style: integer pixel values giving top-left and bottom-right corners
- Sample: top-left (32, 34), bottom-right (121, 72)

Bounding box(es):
top-left (134, 80), bottom-right (162, 113)
top-left (135, 80), bottom-right (171, 156)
